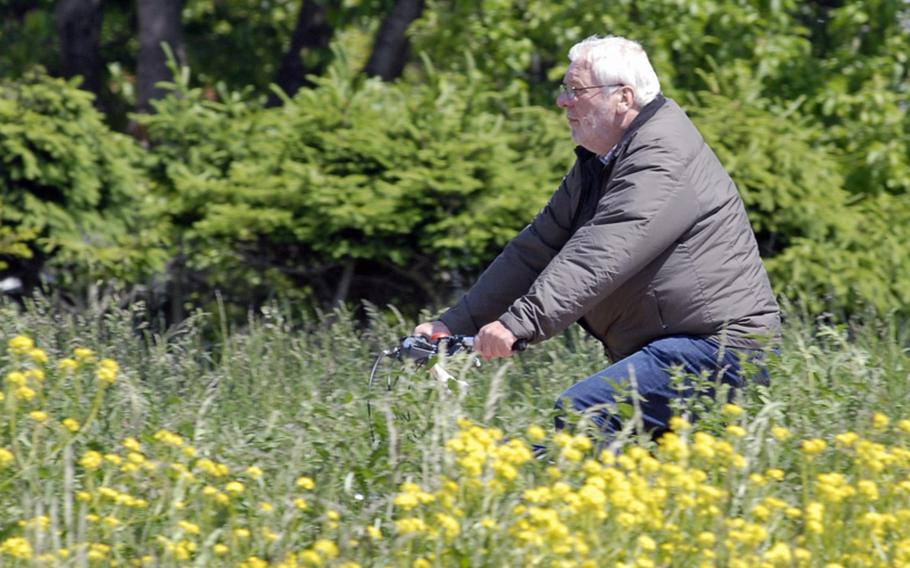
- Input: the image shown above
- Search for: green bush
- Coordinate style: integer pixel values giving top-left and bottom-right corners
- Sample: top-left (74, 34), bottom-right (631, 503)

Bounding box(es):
top-left (138, 60), bottom-right (571, 312)
top-left (0, 70), bottom-right (164, 289)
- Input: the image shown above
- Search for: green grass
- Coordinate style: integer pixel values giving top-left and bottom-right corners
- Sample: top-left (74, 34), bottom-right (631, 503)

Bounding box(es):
top-left (1, 298), bottom-right (909, 566)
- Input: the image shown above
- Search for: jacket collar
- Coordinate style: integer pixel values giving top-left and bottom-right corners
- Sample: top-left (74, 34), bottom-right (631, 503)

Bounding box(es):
top-left (573, 93), bottom-right (668, 162)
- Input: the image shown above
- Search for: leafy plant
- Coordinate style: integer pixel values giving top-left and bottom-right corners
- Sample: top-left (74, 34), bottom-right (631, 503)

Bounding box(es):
top-left (0, 70), bottom-right (164, 292)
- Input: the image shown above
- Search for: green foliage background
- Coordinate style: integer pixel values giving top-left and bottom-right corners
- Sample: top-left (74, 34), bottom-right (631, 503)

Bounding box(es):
top-left (0, 71), bottom-right (163, 286)
top-left (1, 0), bottom-right (908, 319)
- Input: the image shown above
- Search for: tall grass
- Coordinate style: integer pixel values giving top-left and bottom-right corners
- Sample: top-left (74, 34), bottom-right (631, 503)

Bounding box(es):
top-left (0, 298), bottom-right (908, 566)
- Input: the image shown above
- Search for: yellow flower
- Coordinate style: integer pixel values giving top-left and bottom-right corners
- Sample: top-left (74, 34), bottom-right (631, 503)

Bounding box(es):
top-left (213, 544), bottom-right (229, 556)
top-left (771, 426), bottom-right (791, 441)
top-left (766, 468), bottom-right (785, 481)
top-left (5, 371), bottom-right (26, 387)
top-left (764, 542), bottom-right (792, 564)
top-left (1, 536), bottom-right (33, 559)
top-left (8, 335), bottom-right (35, 354)
top-left (723, 403), bottom-right (744, 417)
top-left (553, 431), bottom-right (573, 448)
top-left (298, 550), bottom-right (322, 565)
top-left (259, 502), bottom-right (274, 513)
top-left (15, 386), bottom-right (36, 401)
top-left (0, 448), bottom-right (15, 468)
top-left (21, 516), bottom-right (49, 530)
top-left (233, 528), bottom-right (251, 539)
top-left (294, 498), bottom-right (308, 510)
top-left (28, 348), bottom-right (48, 364)
top-left (835, 432), bottom-right (859, 446)
top-left (196, 458), bottom-right (230, 477)
top-left (26, 368), bottom-right (44, 382)
top-left (435, 513), bottom-right (461, 540)
top-left (58, 358), bottom-right (78, 372)
top-left (752, 504), bottom-right (771, 521)
top-left (225, 481), bottom-right (245, 495)
top-left (245, 465), bottom-right (264, 480)
top-left (395, 517), bottom-right (427, 534)
top-left (242, 556), bottom-right (267, 568)
top-left (73, 347), bottom-right (95, 361)
top-left (527, 425), bottom-right (546, 441)
top-left (96, 367), bottom-right (117, 385)
top-left (62, 418), bottom-right (80, 432)
top-left (313, 539), bottom-right (339, 559)
top-left (857, 480), bottom-right (879, 501)
top-left (725, 425), bottom-right (747, 438)
top-left (801, 439), bottom-right (827, 456)
top-left (296, 476), bottom-right (316, 490)
top-left (561, 448), bottom-right (583, 462)
top-left (697, 532), bottom-right (716, 547)
top-left (367, 526), bottom-right (382, 540)
top-left (123, 437), bottom-right (142, 452)
top-left (26, 369), bottom-right (46, 388)
top-left (638, 535), bottom-right (657, 552)
top-left (669, 416), bottom-right (691, 431)
top-left (178, 521), bottom-right (201, 535)
top-left (28, 411), bottom-right (48, 423)
top-left (80, 451), bottom-right (103, 470)
top-left (873, 413), bottom-right (890, 430)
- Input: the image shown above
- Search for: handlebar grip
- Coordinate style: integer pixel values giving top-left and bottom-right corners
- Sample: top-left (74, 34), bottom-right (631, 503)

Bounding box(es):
top-left (431, 332), bottom-right (451, 341)
top-left (512, 339), bottom-right (528, 352)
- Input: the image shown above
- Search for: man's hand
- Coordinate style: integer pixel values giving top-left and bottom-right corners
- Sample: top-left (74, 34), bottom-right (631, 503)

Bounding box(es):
top-left (474, 320), bottom-right (518, 360)
top-left (413, 320), bottom-right (451, 339)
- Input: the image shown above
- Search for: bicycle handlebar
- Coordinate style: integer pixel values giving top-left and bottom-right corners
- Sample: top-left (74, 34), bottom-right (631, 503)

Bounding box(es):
top-left (386, 335), bottom-right (527, 365)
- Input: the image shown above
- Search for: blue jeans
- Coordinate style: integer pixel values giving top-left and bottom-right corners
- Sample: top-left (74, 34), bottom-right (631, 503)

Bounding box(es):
top-left (554, 335), bottom-right (767, 437)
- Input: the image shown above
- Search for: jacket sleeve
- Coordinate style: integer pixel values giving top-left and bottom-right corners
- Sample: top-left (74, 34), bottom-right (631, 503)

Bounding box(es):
top-left (439, 163), bottom-right (583, 335)
top-left (498, 140), bottom-right (699, 342)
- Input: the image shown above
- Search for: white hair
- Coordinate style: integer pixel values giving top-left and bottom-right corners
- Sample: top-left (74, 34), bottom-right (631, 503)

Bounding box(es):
top-left (568, 35), bottom-right (661, 107)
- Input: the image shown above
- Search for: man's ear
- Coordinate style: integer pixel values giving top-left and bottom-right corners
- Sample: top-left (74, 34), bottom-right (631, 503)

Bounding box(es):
top-left (620, 86), bottom-right (635, 110)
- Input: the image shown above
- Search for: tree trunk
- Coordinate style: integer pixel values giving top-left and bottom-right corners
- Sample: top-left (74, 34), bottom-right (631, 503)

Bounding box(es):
top-left (332, 260), bottom-right (355, 308)
top-left (363, 0), bottom-right (424, 81)
top-left (136, 0), bottom-right (186, 114)
top-left (270, 0), bottom-right (335, 104)
top-left (55, 0), bottom-right (105, 105)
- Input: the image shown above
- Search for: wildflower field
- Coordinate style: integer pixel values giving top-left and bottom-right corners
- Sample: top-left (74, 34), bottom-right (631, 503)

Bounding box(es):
top-left (1, 301), bottom-right (910, 567)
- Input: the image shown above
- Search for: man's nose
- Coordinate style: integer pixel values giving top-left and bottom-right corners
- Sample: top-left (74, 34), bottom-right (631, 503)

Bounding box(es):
top-left (556, 91), bottom-right (572, 108)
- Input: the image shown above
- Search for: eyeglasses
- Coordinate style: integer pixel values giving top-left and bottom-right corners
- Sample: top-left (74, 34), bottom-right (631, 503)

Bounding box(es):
top-left (559, 83), bottom-right (625, 101)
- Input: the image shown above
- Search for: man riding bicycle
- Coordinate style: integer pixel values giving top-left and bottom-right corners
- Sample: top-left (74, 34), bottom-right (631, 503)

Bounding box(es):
top-left (415, 35), bottom-right (780, 438)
